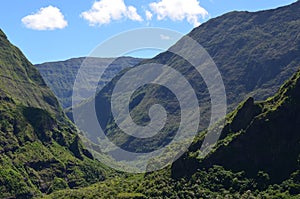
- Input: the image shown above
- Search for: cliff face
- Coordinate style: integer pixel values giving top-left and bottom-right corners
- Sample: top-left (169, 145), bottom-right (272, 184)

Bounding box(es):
top-left (0, 29), bottom-right (108, 198)
top-left (73, 1), bottom-right (300, 154)
top-left (13, 1), bottom-right (300, 198)
top-left (36, 57), bottom-right (144, 108)
top-left (172, 69), bottom-right (300, 183)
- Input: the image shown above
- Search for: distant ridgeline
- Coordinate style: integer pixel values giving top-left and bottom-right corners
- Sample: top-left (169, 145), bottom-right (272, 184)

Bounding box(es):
top-left (70, 0), bottom-right (300, 154)
top-left (46, 67), bottom-right (300, 199)
top-left (36, 57), bottom-right (144, 109)
top-left (1, 0), bottom-right (300, 198)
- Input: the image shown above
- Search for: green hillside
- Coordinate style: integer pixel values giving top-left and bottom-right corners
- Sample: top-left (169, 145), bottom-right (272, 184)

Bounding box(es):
top-left (43, 2), bottom-right (300, 198)
top-left (1, 1), bottom-right (300, 198)
top-left (72, 1), bottom-right (300, 153)
top-left (0, 29), bottom-right (62, 118)
top-left (0, 29), bottom-right (110, 198)
top-left (173, 68), bottom-right (300, 181)
top-left (45, 65), bottom-right (300, 199)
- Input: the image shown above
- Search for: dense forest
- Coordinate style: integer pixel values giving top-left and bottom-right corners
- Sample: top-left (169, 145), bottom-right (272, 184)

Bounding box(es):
top-left (0, 1), bottom-right (300, 198)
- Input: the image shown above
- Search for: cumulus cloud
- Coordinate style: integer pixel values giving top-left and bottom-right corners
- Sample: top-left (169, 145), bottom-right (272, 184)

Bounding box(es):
top-left (160, 34), bottom-right (171, 40)
top-left (145, 10), bottom-right (153, 21)
top-left (21, 6), bottom-right (68, 30)
top-left (81, 0), bottom-right (143, 26)
top-left (149, 0), bottom-right (208, 27)
top-left (127, 6), bottom-right (143, 21)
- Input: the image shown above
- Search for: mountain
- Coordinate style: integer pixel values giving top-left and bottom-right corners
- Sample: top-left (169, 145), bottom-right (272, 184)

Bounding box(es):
top-left (0, 30), bottom-right (61, 118)
top-left (172, 68), bottom-right (300, 182)
top-left (2, 1), bottom-right (300, 198)
top-left (72, 1), bottom-right (300, 153)
top-left (0, 29), bottom-right (109, 198)
top-left (36, 57), bottom-right (144, 109)
top-left (45, 67), bottom-right (300, 199)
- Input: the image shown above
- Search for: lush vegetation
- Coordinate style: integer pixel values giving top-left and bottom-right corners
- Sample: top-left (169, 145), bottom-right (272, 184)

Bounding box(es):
top-left (0, 29), bottom-right (110, 198)
top-left (46, 2), bottom-right (300, 197)
top-left (72, 1), bottom-right (300, 154)
top-left (1, 1), bottom-right (300, 199)
top-left (0, 30), bottom-right (63, 118)
top-left (45, 65), bottom-right (300, 199)
top-left (45, 168), bottom-right (300, 199)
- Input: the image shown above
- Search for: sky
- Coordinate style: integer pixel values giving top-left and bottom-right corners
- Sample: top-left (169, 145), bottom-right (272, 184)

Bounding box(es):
top-left (0, 0), bottom-right (297, 64)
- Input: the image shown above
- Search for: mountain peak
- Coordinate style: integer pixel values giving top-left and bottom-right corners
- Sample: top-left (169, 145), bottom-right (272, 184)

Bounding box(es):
top-left (0, 29), bottom-right (108, 198)
top-left (0, 29), bottom-right (6, 39)
top-left (173, 68), bottom-right (300, 182)
top-left (0, 29), bottom-right (63, 117)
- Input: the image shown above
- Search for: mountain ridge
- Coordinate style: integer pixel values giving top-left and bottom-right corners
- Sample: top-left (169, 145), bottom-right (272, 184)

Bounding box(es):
top-left (1, 1), bottom-right (300, 198)
top-left (172, 68), bottom-right (300, 183)
top-left (46, 68), bottom-right (300, 198)
top-left (72, 0), bottom-right (300, 154)
top-left (0, 29), bottom-right (110, 198)
top-left (36, 56), bottom-right (144, 109)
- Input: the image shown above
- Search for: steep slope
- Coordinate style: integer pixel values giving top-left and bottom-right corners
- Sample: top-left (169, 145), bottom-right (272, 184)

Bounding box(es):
top-left (36, 57), bottom-right (143, 108)
top-left (0, 30), bottom-right (62, 118)
top-left (45, 69), bottom-right (300, 198)
top-left (0, 29), bottom-right (109, 198)
top-left (73, 1), bottom-right (300, 153)
top-left (173, 68), bottom-right (300, 183)
top-left (190, 1), bottom-right (300, 102)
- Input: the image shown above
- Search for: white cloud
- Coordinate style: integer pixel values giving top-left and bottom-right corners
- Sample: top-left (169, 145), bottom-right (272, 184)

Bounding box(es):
top-left (127, 6), bottom-right (143, 21)
top-left (21, 6), bottom-right (68, 30)
top-left (81, 0), bottom-right (143, 26)
top-left (149, 0), bottom-right (208, 27)
top-left (145, 10), bottom-right (153, 21)
top-left (160, 34), bottom-right (171, 40)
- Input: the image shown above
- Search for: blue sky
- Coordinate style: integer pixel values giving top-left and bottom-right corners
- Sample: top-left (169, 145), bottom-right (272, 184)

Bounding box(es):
top-left (0, 0), bottom-right (296, 64)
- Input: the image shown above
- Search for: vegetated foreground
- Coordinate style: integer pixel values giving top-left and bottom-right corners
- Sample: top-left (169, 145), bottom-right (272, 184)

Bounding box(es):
top-left (0, 1), bottom-right (300, 198)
